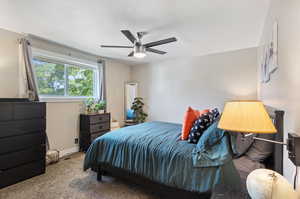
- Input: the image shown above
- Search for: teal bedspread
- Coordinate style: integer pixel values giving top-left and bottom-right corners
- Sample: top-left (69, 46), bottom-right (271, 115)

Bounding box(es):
top-left (84, 121), bottom-right (240, 193)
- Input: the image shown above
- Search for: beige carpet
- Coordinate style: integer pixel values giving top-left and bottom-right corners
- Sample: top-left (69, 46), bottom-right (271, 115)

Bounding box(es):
top-left (0, 153), bottom-right (205, 199)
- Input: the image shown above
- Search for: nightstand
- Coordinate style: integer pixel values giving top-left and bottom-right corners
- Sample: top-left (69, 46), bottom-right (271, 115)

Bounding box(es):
top-left (124, 120), bottom-right (138, 127)
top-left (111, 121), bottom-right (120, 131)
top-left (79, 113), bottom-right (111, 152)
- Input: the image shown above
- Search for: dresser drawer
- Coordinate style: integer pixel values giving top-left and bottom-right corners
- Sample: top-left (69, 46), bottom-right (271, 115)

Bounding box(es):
top-left (89, 114), bottom-right (110, 124)
top-left (0, 132), bottom-right (45, 154)
top-left (0, 119), bottom-right (46, 138)
top-left (0, 104), bottom-right (13, 121)
top-left (14, 103), bottom-right (46, 120)
top-left (0, 147), bottom-right (45, 170)
top-left (90, 122), bottom-right (110, 133)
top-left (0, 160), bottom-right (45, 188)
top-left (91, 131), bottom-right (107, 141)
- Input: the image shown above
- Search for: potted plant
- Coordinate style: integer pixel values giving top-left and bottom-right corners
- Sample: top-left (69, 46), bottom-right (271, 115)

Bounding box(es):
top-left (84, 97), bottom-right (95, 114)
top-left (131, 97), bottom-right (148, 123)
top-left (84, 98), bottom-right (107, 114)
top-left (94, 100), bottom-right (106, 114)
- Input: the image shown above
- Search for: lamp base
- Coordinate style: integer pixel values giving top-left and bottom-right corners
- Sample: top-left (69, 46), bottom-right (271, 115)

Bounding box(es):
top-left (288, 133), bottom-right (300, 166)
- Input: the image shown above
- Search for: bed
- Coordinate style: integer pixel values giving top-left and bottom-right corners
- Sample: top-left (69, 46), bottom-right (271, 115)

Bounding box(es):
top-left (83, 106), bottom-right (284, 197)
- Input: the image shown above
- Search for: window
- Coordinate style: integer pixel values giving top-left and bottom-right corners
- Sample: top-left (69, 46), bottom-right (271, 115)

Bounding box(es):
top-left (32, 51), bottom-right (100, 100)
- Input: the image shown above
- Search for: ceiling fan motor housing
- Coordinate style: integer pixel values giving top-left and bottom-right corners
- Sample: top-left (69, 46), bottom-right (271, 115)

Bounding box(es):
top-left (134, 42), bottom-right (145, 54)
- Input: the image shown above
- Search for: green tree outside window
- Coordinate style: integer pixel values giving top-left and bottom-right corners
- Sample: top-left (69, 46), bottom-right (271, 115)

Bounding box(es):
top-left (33, 58), bottom-right (96, 97)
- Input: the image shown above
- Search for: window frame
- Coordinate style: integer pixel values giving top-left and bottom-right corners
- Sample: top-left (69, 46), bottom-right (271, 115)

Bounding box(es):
top-left (32, 48), bottom-right (100, 102)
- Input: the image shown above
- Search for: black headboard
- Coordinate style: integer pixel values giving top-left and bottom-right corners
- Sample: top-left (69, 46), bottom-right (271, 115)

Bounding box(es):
top-left (265, 106), bottom-right (284, 175)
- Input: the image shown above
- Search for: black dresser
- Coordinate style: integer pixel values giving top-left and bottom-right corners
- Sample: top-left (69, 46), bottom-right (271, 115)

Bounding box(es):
top-left (0, 98), bottom-right (46, 189)
top-left (80, 113), bottom-right (111, 152)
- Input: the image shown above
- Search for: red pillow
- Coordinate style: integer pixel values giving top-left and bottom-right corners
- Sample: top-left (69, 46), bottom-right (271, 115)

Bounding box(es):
top-left (181, 107), bottom-right (209, 140)
top-left (194, 109), bottom-right (209, 118)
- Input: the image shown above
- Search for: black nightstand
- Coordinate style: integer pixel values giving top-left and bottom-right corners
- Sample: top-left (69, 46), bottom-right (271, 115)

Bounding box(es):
top-left (80, 113), bottom-right (111, 152)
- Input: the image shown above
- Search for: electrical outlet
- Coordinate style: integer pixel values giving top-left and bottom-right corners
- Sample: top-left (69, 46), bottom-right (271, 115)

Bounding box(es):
top-left (74, 138), bottom-right (79, 144)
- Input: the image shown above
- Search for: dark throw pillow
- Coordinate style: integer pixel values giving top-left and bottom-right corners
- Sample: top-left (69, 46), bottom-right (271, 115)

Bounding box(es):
top-left (246, 133), bottom-right (274, 162)
top-left (231, 133), bottom-right (255, 158)
top-left (188, 108), bottom-right (220, 144)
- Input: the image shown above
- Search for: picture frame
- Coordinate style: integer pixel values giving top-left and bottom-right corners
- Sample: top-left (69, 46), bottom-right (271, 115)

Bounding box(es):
top-left (261, 21), bottom-right (278, 83)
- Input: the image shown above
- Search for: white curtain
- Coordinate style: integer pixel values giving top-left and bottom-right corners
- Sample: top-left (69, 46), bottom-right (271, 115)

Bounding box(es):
top-left (19, 38), bottom-right (39, 101)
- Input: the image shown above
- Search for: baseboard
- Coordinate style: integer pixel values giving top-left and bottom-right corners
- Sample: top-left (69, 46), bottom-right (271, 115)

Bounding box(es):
top-left (59, 146), bottom-right (79, 158)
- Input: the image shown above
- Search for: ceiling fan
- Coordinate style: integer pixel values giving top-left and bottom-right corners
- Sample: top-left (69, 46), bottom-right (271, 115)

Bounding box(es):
top-left (100, 30), bottom-right (177, 58)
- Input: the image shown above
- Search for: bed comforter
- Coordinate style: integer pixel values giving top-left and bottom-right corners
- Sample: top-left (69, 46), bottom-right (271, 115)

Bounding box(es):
top-left (84, 121), bottom-right (240, 193)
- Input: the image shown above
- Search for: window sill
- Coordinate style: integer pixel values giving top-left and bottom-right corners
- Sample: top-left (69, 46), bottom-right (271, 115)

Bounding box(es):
top-left (39, 97), bottom-right (88, 103)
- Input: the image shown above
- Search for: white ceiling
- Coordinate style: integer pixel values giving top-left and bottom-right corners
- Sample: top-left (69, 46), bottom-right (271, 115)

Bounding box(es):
top-left (0, 0), bottom-right (270, 64)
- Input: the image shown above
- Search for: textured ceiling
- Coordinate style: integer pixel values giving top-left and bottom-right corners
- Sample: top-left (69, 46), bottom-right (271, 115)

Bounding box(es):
top-left (0, 0), bottom-right (270, 64)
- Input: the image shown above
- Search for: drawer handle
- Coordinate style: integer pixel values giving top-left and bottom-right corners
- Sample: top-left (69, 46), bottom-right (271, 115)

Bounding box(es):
top-left (95, 117), bottom-right (103, 121)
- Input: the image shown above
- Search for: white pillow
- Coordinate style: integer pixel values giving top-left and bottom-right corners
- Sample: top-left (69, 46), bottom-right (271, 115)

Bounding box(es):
top-left (247, 169), bottom-right (299, 199)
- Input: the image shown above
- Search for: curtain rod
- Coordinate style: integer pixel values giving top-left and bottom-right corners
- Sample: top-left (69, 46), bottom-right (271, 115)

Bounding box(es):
top-left (18, 33), bottom-right (135, 65)
top-left (17, 37), bottom-right (31, 45)
top-left (27, 34), bottom-right (106, 61)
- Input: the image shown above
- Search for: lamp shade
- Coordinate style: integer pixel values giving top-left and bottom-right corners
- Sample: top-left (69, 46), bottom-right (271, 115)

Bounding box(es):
top-left (218, 101), bottom-right (277, 134)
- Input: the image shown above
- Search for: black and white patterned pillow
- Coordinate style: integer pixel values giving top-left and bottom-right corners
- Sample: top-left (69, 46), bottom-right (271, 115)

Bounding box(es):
top-left (210, 108), bottom-right (220, 120)
top-left (188, 108), bottom-right (220, 144)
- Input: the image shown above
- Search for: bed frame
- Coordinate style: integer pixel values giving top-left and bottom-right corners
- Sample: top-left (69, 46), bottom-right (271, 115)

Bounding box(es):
top-left (265, 106), bottom-right (284, 175)
top-left (94, 106), bottom-right (284, 198)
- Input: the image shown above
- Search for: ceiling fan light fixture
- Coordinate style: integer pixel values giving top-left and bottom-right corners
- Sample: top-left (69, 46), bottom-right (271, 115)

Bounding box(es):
top-left (134, 52), bottom-right (146, 58)
top-left (133, 44), bottom-right (146, 58)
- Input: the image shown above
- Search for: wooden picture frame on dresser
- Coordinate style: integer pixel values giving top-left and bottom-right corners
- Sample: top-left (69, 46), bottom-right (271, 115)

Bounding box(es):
top-left (80, 113), bottom-right (111, 152)
top-left (0, 98), bottom-right (46, 189)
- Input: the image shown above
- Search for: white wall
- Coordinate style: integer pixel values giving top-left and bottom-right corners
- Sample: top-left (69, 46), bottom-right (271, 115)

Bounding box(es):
top-left (0, 28), bottom-right (20, 98)
top-left (106, 60), bottom-right (131, 125)
top-left (258, 0), bottom-right (300, 184)
top-left (132, 48), bottom-right (258, 123)
top-left (0, 28), bottom-right (132, 153)
top-left (46, 102), bottom-right (82, 152)
top-left (45, 61), bottom-right (131, 152)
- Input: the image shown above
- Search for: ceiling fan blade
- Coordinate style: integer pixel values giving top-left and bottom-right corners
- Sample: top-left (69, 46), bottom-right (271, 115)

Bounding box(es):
top-left (128, 51), bottom-right (134, 57)
top-left (146, 48), bottom-right (167, 55)
top-left (144, 37), bottom-right (177, 48)
top-left (121, 30), bottom-right (136, 43)
top-left (100, 45), bottom-right (132, 48)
